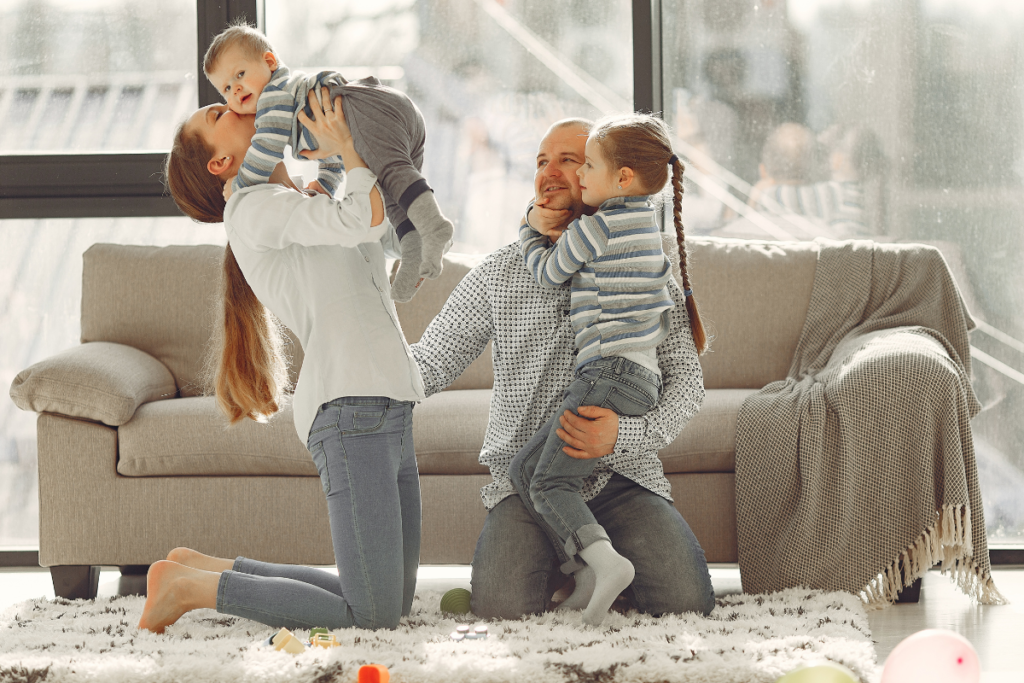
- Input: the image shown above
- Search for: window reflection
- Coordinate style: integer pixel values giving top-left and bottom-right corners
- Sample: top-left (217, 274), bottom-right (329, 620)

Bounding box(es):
top-left (0, 0), bottom-right (198, 153)
top-left (664, 0), bottom-right (1024, 544)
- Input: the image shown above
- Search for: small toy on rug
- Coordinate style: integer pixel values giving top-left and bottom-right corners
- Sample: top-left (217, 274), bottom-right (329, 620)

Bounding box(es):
top-left (263, 627), bottom-right (306, 654)
top-left (774, 661), bottom-right (859, 682)
top-left (440, 587), bottom-right (472, 615)
top-left (449, 624), bottom-right (488, 641)
top-left (309, 627), bottom-right (340, 649)
top-left (881, 629), bottom-right (980, 683)
top-left (358, 663), bottom-right (390, 683)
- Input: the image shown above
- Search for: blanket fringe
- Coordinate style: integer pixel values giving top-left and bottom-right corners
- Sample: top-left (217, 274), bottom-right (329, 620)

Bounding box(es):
top-left (859, 504), bottom-right (1008, 610)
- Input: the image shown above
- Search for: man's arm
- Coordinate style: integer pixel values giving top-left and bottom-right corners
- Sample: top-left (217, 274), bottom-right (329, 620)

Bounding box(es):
top-left (556, 276), bottom-right (704, 459)
top-left (410, 261), bottom-right (494, 397)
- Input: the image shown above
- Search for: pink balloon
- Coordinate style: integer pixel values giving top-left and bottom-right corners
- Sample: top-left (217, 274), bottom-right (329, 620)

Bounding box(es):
top-left (881, 629), bottom-right (980, 683)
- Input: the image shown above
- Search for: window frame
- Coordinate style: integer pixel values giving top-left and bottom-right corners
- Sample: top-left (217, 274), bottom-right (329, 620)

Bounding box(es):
top-left (2, 0), bottom-right (1020, 564)
top-left (0, 0), bottom-right (261, 219)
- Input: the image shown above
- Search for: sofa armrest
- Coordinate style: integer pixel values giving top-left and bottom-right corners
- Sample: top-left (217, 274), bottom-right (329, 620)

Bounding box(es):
top-left (10, 341), bottom-right (177, 426)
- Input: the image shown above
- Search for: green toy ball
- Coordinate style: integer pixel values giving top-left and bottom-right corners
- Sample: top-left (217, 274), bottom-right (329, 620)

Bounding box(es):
top-left (440, 588), bottom-right (472, 615)
top-left (775, 662), bottom-right (860, 683)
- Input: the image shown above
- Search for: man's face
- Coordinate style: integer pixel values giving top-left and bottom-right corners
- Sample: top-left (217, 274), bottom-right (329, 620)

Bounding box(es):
top-left (535, 124), bottom-right (587, 221)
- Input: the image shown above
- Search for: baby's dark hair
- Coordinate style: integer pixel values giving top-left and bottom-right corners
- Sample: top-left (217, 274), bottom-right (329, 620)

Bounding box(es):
top-left (589, 113), bottom-right (706, 354)
top-left (203, 21), bottom-right (275, 76)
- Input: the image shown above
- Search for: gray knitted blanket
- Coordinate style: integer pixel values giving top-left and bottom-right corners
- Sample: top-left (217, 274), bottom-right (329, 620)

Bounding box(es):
top-left (734, 239), bottom-right (1005, 608)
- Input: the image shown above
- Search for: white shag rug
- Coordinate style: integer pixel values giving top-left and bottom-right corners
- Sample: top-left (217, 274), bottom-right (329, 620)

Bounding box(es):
top-left (0, 588), bottom-right (880, 683)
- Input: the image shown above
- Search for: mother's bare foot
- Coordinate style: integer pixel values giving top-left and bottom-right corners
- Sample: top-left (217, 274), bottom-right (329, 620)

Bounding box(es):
top-left (138, 561), bottom-right (200, 633)
top-left (166, 547), bottom-right (234, 572)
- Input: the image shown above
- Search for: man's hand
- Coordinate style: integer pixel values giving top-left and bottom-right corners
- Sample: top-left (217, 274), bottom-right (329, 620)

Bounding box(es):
top-left (531, 197), bottom-right (571, 243)
top-left (557, 405), bottom-right (619, 459)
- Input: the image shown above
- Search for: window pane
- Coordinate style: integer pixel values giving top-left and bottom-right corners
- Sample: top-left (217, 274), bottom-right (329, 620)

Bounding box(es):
top-left (663, 0), bottom-right (1024, 545)
top-left (0, 0), bottom-right (197, 152)
top-left (264, 0), bottom-right (633, 254)
top-left (0, 218), bottom-right (225, 548)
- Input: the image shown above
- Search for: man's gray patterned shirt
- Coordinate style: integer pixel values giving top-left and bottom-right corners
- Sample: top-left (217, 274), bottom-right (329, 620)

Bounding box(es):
top-left (410, 242), bottom-right (705, 510)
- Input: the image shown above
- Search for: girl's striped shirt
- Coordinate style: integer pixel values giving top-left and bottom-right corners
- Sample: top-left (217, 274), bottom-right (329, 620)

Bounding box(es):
top-left (520, 195), bottom-right (674, 371)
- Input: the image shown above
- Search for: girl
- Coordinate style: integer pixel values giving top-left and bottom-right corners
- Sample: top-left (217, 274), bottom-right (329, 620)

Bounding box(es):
top-left (139, 87), bottom-right (425, 633)
top-left (510, 113), bottom-right (706, 627)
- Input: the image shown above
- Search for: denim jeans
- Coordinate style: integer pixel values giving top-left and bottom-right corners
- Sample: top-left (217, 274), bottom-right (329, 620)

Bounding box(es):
top-left (509, 357), bottom-right (661, 562)
top-left (471, 473), bottom-right (716, 619)
top-left (216, 396), bottom-right (420, 630)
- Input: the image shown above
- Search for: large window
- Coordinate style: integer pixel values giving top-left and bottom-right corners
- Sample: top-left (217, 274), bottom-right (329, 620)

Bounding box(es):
top-left (1, 0), bottom-right (1021, 553)
top-left (0, 0), bottom-right (197, 153)
top-left (663, 0), bottom-right (1024, 545)
top-left (264, 0), bottom-right (634, 252)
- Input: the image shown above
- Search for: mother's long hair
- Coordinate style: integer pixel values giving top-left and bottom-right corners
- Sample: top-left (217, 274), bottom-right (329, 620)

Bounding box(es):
top-left (165, 121), bottom-right (288, 424)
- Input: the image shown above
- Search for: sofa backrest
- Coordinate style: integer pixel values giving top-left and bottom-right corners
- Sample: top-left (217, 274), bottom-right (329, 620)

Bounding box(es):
top-left (392, 252), bottom-right (494, 390)
top-left (82, 244), bottom-right (304, 398)
top-left (678, 236), bottom-right (818, 388)
top-left (82, 236), bottom-right (817, 396)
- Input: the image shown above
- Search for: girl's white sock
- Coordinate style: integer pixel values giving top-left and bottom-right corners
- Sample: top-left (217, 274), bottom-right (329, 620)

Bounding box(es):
top-left (555, 565), bottom-right (596, 611)
top-left (577, 540), bottom-right (635, 627)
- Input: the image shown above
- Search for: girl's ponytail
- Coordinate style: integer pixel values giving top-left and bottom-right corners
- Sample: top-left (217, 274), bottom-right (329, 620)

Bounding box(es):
top-left (215, 244), bottom-right (288, 424)
top-left (670, 155), bottom-right (707, 354)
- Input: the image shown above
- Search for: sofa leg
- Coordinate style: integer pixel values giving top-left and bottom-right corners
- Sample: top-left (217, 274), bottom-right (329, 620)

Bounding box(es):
top-left (50, 565), bottom-right (100, 600)
top-left (895, 577), bottom-right (923, 603)
top-left (118, 565), bottom-right (150, 597)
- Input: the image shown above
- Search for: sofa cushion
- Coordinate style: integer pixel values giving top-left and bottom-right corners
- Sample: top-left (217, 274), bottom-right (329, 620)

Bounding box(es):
top-left (659, 388), bottom-right (756, 474)
top-left (10, 342), bottom-right (178, 427)
top-left (118, 391), bottom-right (495, 477)
top-left (669, 236), bottom-right (818, 389)
top-left (394, 252), bottom-right (493, 391)
top-left (118, 396), bottom-right (314, 477)
top-left (412, 390), bottom-right (492, 475)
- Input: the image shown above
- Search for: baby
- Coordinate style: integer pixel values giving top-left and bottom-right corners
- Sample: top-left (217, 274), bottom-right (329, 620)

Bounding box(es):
top-left (204, 23), bottom-right (453, 301)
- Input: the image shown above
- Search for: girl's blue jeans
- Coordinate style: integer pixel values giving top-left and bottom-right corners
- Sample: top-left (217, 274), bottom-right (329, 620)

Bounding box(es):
top-left (215, 396), bottom-right (420, 630)
top-left (509, 356), bottom-right (661, 565)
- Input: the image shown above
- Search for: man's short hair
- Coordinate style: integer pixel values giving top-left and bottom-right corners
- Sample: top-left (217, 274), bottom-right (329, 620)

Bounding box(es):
top-left (203, 22), bottom-right (275, 75)
top-left (548, 117), bottom-right (593, 136)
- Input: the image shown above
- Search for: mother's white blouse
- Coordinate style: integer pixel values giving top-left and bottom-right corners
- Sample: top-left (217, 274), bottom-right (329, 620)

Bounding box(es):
top-left (224, 168), bottom-right (425, 443)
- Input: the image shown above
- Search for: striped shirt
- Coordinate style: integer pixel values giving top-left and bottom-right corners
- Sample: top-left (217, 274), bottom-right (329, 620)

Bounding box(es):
top-left (760, 181), bottom-right (867, 237)
top-left (521, 195), bottom-right (674, 371)
top-left (410, 242), bottom-right (704, 510)
top-left (232, 64), bottom-right (344, 197)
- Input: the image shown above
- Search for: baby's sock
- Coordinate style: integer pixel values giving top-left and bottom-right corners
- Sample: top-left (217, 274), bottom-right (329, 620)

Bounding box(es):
top-left (577, 539), bottom-right (635, 627)
top-left (391, 230), bottom-right (424, 302)
top-left (406, 192), bottom-right (454, 280)
top-left (555, 564), bottom-right (596, 612)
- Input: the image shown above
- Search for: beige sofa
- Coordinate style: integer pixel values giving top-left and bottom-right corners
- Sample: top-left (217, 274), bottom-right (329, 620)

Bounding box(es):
top-left (11, 235), bottom-right (821, 599)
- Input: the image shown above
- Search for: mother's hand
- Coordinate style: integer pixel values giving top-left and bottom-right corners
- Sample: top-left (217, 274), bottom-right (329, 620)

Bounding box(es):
top-left (297, 87), bottom-right (384, 226)
top-left (297, 87), bottom-right (366, 170)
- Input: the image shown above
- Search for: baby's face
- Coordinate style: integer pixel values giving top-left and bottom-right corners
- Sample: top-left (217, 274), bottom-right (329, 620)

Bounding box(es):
top-left (208, 44), bottom-right (276, 116)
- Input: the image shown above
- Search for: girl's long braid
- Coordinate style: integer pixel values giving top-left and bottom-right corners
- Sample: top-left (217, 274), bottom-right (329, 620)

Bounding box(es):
top-left (671, 156), bottom-right (706, 354)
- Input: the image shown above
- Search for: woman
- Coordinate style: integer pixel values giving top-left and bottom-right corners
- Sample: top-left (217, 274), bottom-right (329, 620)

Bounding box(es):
top-left (139, 88), bottom-right (425, 633)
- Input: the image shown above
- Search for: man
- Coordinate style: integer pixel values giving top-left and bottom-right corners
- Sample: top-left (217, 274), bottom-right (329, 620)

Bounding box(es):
top-left (411, 118), bottom-right (715, 619)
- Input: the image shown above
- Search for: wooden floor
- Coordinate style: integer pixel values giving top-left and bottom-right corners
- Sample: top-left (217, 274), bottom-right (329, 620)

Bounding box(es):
top-left (1, 564), bottom-right (1021, 681)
